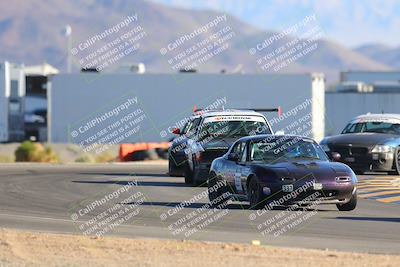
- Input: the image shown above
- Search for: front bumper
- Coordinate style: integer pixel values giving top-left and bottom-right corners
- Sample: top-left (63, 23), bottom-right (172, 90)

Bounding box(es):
top-left (339, 152), bottom-right (395, 172)
top-left (260, 180), bottom-right (356, 205)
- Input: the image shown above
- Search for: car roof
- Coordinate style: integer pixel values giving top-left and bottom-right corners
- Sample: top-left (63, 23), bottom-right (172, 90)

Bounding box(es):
top-left (350, 113), bottom-right (400, 123)
top-left (193, 109), bottom-right (265, 118)
top-left (235, 134), bottom-right (315, 143)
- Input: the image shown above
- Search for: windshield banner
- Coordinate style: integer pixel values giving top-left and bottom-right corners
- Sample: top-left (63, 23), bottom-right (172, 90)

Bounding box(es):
top-left (203, 115), bottom-right (265, 123)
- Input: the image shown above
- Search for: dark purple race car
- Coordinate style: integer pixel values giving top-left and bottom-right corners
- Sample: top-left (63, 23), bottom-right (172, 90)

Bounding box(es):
top-left (207, 135), bottom-right (357, 211)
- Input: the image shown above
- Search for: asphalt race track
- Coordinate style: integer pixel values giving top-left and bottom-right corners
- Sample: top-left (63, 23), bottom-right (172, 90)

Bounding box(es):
top-left (0, 163), bottom-right (399, 254)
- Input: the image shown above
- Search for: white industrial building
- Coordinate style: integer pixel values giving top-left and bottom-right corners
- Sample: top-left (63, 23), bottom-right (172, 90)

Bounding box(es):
top-left (49, 72), bottom-right (326, 144)
top-left (325, 70), bottom-right (400, 136)
top-left (338, 70), bottom-right (400, 93)
top-left (340, 71), bottom-right (400, 84)
top-left (6, 65), bottom-right (400, 144)
top-left (0, 61), bottom-right (26, 142)
top-left (0, 62), bottom-right (7, 142)
top-left (0, 61), bottom-right (58, 143)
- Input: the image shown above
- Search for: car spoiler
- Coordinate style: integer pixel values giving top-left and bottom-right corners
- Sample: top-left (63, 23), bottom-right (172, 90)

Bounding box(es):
top-left (251, 107), bottom-right (282, 117)
top-left (192, 106), bottom-right (282, 117)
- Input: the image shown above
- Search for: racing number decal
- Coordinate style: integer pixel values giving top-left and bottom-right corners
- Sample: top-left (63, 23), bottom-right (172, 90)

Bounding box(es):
top-left (234, 169), bottom-right (243, 193)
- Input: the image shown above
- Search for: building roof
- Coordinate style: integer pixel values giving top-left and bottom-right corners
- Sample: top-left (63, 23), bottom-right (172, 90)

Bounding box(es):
top-left (23, 63), bottom-right (59, 76)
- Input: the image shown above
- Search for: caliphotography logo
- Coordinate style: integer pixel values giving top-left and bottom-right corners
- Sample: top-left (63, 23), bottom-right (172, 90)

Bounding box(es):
top-left (1, 1), bottom-right (400, 267)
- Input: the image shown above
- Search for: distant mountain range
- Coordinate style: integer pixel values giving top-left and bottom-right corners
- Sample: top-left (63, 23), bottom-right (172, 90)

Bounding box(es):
top-left (355, 44), bottom-right (400, 69)
top-left (0, 0), bottom-right (397, 84)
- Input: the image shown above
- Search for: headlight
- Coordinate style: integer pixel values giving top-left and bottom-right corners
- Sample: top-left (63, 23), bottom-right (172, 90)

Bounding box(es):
top-left (371, 145), bottom-right (394, 153)
top-left (320, 144), bottom-right (330, 152)
top-left (335, 176), bottom-right (351, 183)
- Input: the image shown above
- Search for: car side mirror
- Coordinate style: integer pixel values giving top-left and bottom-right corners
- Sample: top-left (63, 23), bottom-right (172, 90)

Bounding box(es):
top-left (227, 152), bottom-right (239, 162)
top-left (331, 152), bottom-right (341, 162)
top-left (171, 128), bottom-right (181, 135)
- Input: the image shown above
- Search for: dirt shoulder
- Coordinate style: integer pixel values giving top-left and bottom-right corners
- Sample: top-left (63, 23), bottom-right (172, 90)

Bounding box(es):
top-left (0, 228), bottom-right (398, 267)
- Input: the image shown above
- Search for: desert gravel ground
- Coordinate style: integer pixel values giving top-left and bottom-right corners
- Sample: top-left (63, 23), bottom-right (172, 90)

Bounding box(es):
top-left (0, 228), bottom-right (399, 267)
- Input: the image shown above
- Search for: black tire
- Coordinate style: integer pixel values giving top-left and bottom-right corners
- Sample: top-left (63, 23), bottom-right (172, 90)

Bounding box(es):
top-left (337, 192), bottom-right (357, 211)
top-left (184, 165), bottom-right (194, 185)
top-left (192, 166), bottom-right (208, 187)
top-left (208, 172), bottom-right (230, 208)
top-left (185, 167), bottom-right (193, 185)
top-left (168, 157), bottom-right (175, 177)
top-left (191, 169), bottom-right (202, 186)
top-left (247, 176), bottom-right (265, 210)
top-left (189, 157), bottom-right (203, 187)
top-left (353, 169), bottom-right (364, 175)
top-left (389, 149), bottom-right (400, 175)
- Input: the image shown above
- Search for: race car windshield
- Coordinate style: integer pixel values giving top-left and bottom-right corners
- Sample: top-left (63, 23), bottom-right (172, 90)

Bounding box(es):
top-left (199, 120), bottom-right (270, 140)
top-left (342, 121), bottom-right (400, 135)
top-left (249, 138), bottom-right (328, 163)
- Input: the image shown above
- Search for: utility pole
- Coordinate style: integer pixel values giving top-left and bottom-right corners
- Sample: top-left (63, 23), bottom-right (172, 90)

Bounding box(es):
top-left (65, 25), bottom-right (72, 73)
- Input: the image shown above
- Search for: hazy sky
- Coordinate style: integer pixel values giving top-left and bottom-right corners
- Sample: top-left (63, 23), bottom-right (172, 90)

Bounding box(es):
top-left (151, 0), bottom-right (400, 47)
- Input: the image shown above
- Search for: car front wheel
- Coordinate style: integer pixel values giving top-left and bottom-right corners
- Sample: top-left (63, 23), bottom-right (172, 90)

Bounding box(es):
top-left (247, 176), bottom-right (264, 209)
top-left (208, 172), bottom-right (230, 208)
top-left (337, 192), bottom-right (357, 211)
top-left (168, 156), bottom-right (175, 177)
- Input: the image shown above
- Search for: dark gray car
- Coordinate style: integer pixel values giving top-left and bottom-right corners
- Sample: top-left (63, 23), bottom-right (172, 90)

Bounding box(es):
top-left (320, 114), bottom-right (400, 175)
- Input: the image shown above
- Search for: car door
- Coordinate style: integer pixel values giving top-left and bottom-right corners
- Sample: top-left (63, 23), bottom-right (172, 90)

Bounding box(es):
top-left (237, 143), bottom-right (250, 195)
top-left (225, 141), bottom-right (247, 194)
top-left (185, 117), bottom-right (203, 170)
top-left (171, 118), bottom-right (196, 165)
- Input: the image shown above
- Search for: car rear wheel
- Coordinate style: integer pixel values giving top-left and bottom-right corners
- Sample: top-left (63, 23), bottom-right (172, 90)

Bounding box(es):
top-left (168, 157), bottom-right (175, 177)
top-left (184, 165), bottom-right (193, 185)
top-left (191, 169), bottom-right (203, 186)
top-left (337, 192), bottom-right (357, 211)
top-left (208, 172), bottom-right (230, 208)
top-left (247, 176), bottom-right (264, 210)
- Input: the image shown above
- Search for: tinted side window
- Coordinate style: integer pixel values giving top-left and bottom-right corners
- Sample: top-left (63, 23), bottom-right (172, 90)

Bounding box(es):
top-left (191, 118), bottom-right (201, 131)
top-left (181, 121), bottom-right (191, 134)
top-left (232, 142), bottom-right (246, 159)
top-left (240, 143), bottom-right (248, 162)
top-left (183, 118), bottom-right (201, 135)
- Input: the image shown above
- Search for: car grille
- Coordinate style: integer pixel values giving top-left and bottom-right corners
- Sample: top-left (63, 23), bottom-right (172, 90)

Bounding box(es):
top-left (317, 190), bottom-right (338, 197)
top-left (329, 145), bottom-right (369, 156)
top-left (283, 190), bottom-right (339, 203)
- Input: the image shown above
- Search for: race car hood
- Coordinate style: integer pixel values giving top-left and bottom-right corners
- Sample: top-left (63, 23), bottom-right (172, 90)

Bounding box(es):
top-left (323, 133), bottom-right (399, 147)
top-left (262, 160), bottom-right (353, 183)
